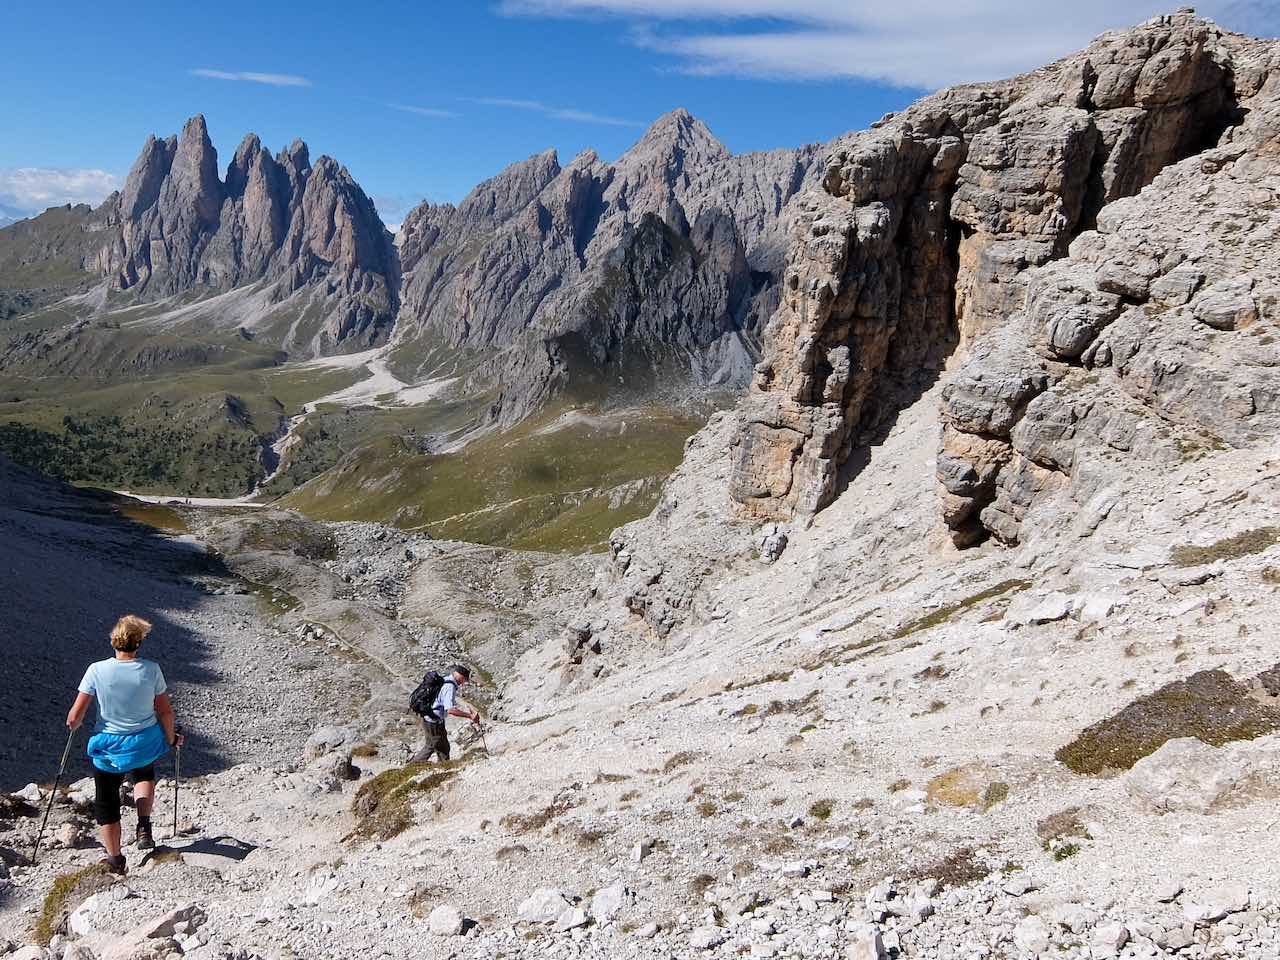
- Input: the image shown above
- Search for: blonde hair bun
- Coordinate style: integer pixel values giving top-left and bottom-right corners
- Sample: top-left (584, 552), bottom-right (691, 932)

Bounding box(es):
top-left (110, 614), bottom-right (153, 653)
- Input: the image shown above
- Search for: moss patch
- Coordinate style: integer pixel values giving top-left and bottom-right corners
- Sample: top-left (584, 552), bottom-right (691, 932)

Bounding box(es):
top-left (891, 580), bottom-right (1031, 640)
top-left (351, 759), bottom-right (471, 840)
top-left (35, 864), bottom-right (113, 945)
top-left (908, 846), bottom-right (991, 889)
top-left (1055, 668), bottom-right (1280, 775)
top-left (499, 794), bottom-right (582, 834)
top-left (1172, 528), bottom-right (1280, 567)
top-left (808, 799), bottom-right (834, 821)
top-left (662, 751), bottom-right (700, 774)
top-left (926, 764), bottom-right (1007, 811)
top-left (1037, 806), bottom-right (1091, 859)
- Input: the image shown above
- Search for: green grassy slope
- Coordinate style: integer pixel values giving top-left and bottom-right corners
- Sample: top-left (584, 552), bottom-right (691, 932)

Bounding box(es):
top-left (0, 358), bottom-right (366, 498)
top-left (281, 406), bottom-right (702, 552)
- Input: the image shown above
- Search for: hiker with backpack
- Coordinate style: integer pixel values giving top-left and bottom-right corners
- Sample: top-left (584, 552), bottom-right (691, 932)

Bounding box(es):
top-left (64, 614), bottom-right (184, 874)
top-left (409, 665), bottom-right (480, 763)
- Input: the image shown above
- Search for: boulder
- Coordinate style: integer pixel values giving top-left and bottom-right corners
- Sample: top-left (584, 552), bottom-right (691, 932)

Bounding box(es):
top-left (69, 886), bottom-right (131, 938)
top-left (517, 888), bottom-right (572, 924)
top-left (302, 726), bottom-right (358, 761)
top-left (1184, 883), bottom-right (1250, 925)
top-left (54, 823), bottom-right (83, 849)
top-left (634, 922), bottom-right (660, 939)
top-left (590, 881), bottom-right (630, 921)
top-left (1013, 915), bottom-right (1051, 955)
top-left (688, 926), bottom-right (726, 950)
top-left (428, 904), bottom-right (465, 936)
top-left (101, 937), bottom-right (181, 960)
top-left (15, 783), bottom-right (42, 803)
top-left (553, 906), bottom-right (588, 932)
top-left (1090, 922), bottom-right (1130, 957)
top-left (1123, 737), bottom-right (1244, 814)
top-left (1192, 277), bottom-right (1258, 330)
top-left (134, 903), bottom-right (205, 939)
top-left (845, 923), bottom-right (886, 960)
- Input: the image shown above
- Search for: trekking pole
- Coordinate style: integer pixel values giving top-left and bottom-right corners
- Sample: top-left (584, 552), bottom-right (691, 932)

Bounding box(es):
top-left (31, 727), bottom-right (76, 865)
top-left (172, 726), bottom-right (183, 840)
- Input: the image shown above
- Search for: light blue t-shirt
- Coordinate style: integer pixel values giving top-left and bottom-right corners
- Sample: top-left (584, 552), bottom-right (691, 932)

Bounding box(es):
top-left (430, 678), bottom-right (457, 723)
top-left (78, 658), bottom-right (167, 735)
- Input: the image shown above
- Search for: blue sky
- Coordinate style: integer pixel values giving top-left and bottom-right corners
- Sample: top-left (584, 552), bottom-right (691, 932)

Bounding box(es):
top-left (2, 1), bottom-right (1276, 226)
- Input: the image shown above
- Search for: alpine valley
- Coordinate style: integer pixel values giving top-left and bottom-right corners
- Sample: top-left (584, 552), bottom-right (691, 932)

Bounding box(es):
top-left (0, 107), bottom-right (823, 550)
top-left (5, 10), bottom-right (1280, 960)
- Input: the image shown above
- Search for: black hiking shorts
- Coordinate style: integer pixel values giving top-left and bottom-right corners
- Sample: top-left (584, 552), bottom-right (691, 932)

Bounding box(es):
top-left (93, 764), bottom-right (156, 825)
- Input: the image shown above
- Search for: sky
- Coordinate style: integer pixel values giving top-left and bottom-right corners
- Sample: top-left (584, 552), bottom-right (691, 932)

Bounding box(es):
top-left (2, 1), bottom-right (1277, 227)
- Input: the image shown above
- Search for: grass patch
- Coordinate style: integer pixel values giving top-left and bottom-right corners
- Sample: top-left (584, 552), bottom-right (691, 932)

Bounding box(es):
top-left (34, 863), bottom-right (113, 945)
top-left (808, 799), bottom-right (834, 821)
top-left (662, 751), bottom-right (700, 774)
top-left (891, 580), bottom-right (1031, 640)
top-left (761, 690), bottom-right (820, 718)
top-left (499, 794), bottom-right (582, 834)
top-left (282, 405), bottom-right (702, 553)
top-left (908, 846), bottom-right (991, 889)
top-left (240, 577), bottom-right (302, 616)
top-left (695, 800), bottom-right (718, 817)
top-left (726, 669), bottom-right (795, 691)
top-left (115, 501), bottom-right (189, 533)
top-left (351, 744), bottom-right (379, 759)
top-left (239, 514), bottom-right (338, 561)
top-left (981, 782), bottom-right (1009, 811)
top-left (351, 759), bottom-right (473, 840)
top-left (688, 874), bottom-right (715, 899)
top-left (1172, 528), bottom-right (1280, 567)
top-left (1055, 668), bottom-right (1280, 774)
top-left (925, 765), bottom-right (1009, 812)
top-left (1038, 806), bottom-right (1091, 860)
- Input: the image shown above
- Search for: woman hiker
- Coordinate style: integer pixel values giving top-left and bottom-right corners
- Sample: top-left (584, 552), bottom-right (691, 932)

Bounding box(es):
top-left (65, 614), bottom-right (184, 874)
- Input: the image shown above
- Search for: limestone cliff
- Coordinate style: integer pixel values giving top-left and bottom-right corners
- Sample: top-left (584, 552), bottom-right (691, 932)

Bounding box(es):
top-left (728, 11), bottom-right (1273, 534)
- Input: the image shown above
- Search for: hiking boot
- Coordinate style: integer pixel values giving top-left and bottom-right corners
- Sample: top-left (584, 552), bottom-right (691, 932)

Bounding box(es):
top-left (100, 855), bottom-right (127, 875)
top-left (136, 821), bottom-right (154, 850)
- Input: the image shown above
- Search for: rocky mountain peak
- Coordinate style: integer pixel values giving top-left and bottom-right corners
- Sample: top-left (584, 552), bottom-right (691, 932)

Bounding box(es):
top-left (94, 116), bottom-right (396, 354)
top-left (617, 107), bottom-right (730, 177)
top-left (118, 133), bottom-right (177, 220)
top-left (279, 139), bottom-right (312, 176)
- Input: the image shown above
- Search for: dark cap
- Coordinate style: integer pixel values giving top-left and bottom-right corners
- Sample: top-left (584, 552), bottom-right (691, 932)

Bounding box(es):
top-left (451, 664), bottom-right (471, 680)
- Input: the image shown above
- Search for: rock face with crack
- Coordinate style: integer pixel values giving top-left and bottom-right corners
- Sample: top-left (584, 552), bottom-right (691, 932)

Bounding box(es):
top-left (394, 109), bottom-right (825, 425)
top-left (726, 12), bottom-right (1277, 535)
top-left (93, 115), bottom-right (399, 354)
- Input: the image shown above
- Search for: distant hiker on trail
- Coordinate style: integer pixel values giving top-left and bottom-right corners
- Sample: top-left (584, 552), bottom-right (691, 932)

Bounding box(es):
top-left (65, 614), bottom-right (184, 874)
top-left (409, 664), bottom-right (480, 764)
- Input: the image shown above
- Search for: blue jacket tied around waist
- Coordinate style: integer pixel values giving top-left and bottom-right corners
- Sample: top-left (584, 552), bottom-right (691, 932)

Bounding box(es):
top-left (87, 722), bottom-right (170, 774)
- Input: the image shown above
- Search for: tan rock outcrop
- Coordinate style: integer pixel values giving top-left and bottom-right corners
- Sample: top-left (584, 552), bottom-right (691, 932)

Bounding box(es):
top-left (727, 11), bottom-right (1276, 534)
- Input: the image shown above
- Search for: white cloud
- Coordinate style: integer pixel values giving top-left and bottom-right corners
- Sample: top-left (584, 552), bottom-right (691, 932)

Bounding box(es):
top-left (465, 96), bottom-right (643, 127)
top-left (502, 1), bottom-right (1280, 88)
top-left (391, 104), bottom-right (460, 118)
top-left (0, 168), bottom-right (120, 215)
top-left (190, 68), bottom-right (312, 87)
